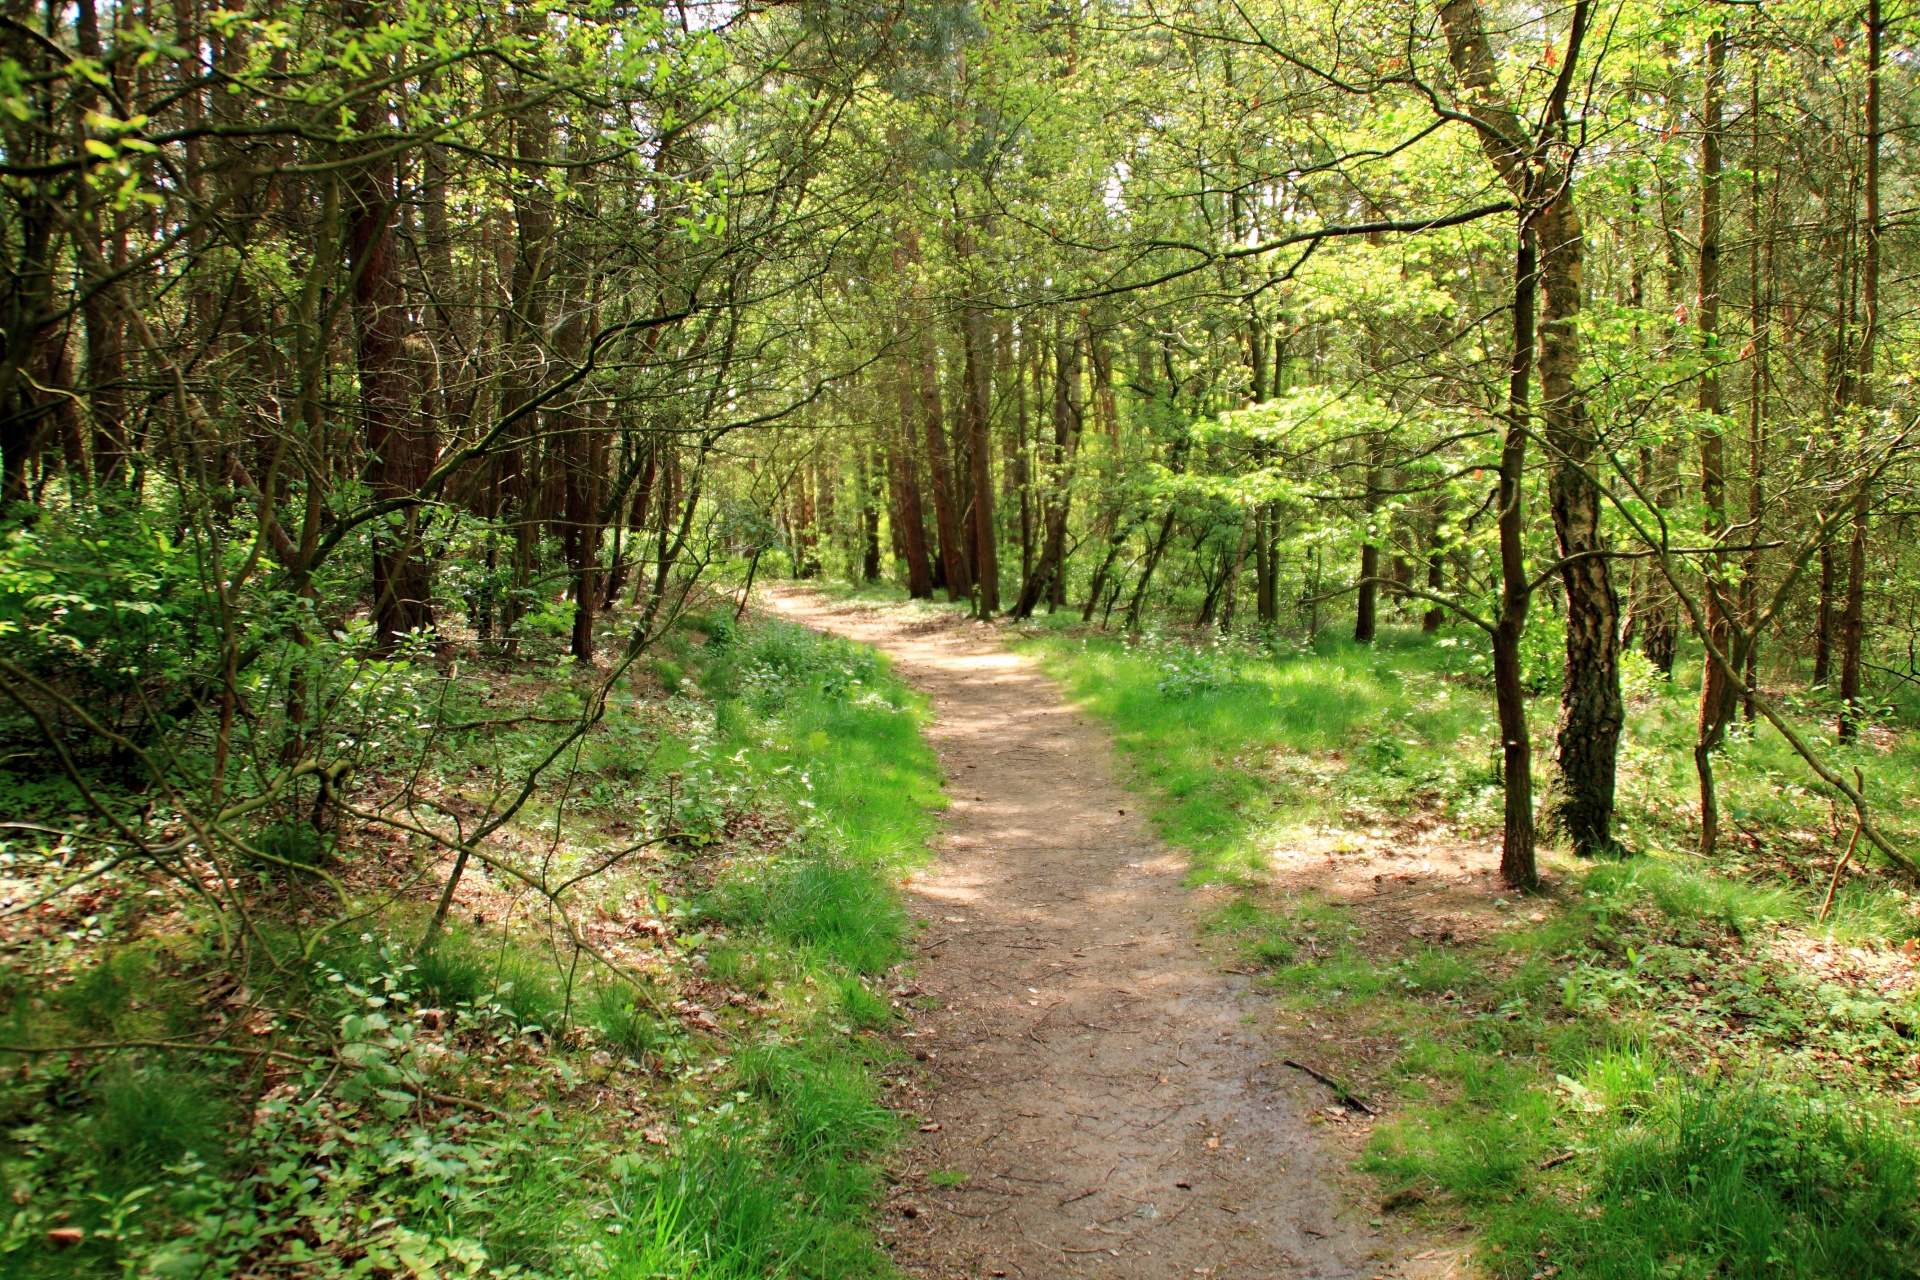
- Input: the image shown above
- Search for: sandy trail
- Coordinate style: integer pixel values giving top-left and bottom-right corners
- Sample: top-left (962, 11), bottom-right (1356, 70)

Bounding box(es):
top-left (763, 588), bottom-right (1372, 1280)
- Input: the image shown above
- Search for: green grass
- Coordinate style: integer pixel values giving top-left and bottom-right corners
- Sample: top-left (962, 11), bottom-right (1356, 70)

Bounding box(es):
top-left (1016, 626), bottom-right (1499, 879)
top-left (0, 609), bottom-right (941, 1280)
top-left (1027, 620), bottom-right (1920, 1279)
top-left (602, 1043), bottom-right (900, 1280)
top-left (706, 859), bottom-right (907, 975)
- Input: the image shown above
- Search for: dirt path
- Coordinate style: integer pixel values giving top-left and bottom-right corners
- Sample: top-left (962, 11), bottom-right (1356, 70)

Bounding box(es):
top-left (763, 588), bottom-right (1379, 1280)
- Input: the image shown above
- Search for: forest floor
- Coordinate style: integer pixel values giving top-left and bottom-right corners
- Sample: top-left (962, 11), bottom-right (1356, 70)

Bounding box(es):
top-left (764, 586), bottom-right (1461, 1280)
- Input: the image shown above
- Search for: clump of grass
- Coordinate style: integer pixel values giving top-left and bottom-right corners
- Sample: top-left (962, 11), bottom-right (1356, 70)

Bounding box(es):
top-left (1584, 859), bottom-right (1794, 940)
top-left (411, 929), bottom-right (488, 1008)
top-left (1206, 893), bottom-right (1348, 971)
top-left (586, 982), bottom-right (680, 1059)
top-left (57, 946), bottom-right (155, 1033)
top-left (486, 944), bottom-right (566, 1029)
top-left (86, 1063), bottom-right (233, 1195)
top-left (707, 859), bottom-right (905, 975)
top-left (246, 820), bottom-right (332, 875)
top-left (832, 975), bottom-right (894, 1029)
top-left (1492, 1083), bottom-right (1920, 1279)
top-left (605, 1044), bottom-right (898, 1279)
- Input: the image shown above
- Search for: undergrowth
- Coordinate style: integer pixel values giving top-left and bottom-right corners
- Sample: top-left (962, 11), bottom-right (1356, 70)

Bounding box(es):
top-left (0, 609), bottom-right (939, 1279)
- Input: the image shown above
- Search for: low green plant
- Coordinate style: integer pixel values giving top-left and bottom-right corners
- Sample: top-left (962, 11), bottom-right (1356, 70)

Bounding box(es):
top-left (1490, 1083), bottom-right (1920, 1279)
top-left (587, 982), bottom-right (680, 1059)
top-left (707, 859), bottom-right (906, 975)
top-left (833, 975), bottom-right (894, 1029)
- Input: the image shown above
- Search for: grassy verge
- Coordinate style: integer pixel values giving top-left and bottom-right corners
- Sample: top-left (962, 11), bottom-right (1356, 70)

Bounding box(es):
top-left (0, 609), bottom-right (940, 1279)
top-left (1015, 622), bottom-right (1920, 1279)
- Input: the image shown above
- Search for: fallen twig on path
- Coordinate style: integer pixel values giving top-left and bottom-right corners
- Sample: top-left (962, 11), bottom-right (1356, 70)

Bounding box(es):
top-left (1282, 1058), bottom-right (1379, 1115)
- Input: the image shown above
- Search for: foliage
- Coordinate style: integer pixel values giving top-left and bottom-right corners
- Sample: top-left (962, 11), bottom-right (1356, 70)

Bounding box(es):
top-left (0, 614), bottom-right (937, 1279)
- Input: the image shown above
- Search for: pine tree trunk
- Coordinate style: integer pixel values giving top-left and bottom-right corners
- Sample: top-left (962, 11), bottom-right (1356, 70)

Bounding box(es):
top-left (1014, 321), bottom-right (1084, 618)
top-left (1693, 26), bottom-right (1738, 857)
top-left (918, 331), bottom-right (968, 601)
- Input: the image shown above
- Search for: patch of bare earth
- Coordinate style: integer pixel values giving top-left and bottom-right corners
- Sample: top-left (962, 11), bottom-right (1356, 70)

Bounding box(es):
top-left (763, 586), bottom-right (1467, 1280)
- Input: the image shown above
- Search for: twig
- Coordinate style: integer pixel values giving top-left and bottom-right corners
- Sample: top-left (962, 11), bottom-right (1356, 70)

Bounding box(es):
top-left (1282, 1058), bottom-right (1378, 1115)
top-left (1538, 1151), bottom-right (1578, 1171)
top-left (1818, 822), bottom-right (1863, 924)
top-left (426, 1090), bottom-right (512, 1119)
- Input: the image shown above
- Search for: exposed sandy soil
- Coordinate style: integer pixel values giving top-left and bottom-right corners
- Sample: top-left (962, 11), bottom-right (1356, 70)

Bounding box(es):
top-left (763, 587), bottom-right (1469, 1280)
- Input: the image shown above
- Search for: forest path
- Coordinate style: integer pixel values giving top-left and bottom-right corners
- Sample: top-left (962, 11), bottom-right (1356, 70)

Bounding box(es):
top-left (762, 587), bottom-right (1376, 1280)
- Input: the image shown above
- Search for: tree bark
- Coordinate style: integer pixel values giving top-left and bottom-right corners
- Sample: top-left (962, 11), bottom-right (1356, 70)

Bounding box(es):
top-left (1694, 26), bottom-right (1739, 857)
top-left (1014, 319), bottom-right (1085, 618)
top-left (891, 355), bottom-right (935, 597)
top-left (1493, 229), bottom-right (1540, 890)
top-left (860, 443), bottom-right (882, 581)
top-left (1125, 507), bottom-right (1178, 632)
top-left (347, 97), bottom-right (434, 651)
top-left (962, 305), bottom-right (999, 614)
top-left (1440, 0), bottom-right (1618, 858)
top-left (1838, 0), bottom-right (1880, 742)
top-left (1255, 505), bottom-right (1278, 625)
top-left (918, 330), bottom-right (968, 601)
top-left (1355, 437), bottom-right (1384, 642)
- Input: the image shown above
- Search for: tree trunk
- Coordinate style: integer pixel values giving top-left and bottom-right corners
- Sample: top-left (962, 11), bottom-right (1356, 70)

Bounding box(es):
top-left (1355, 542), bottom-right (1379, 642)
top-left (1694, 26), bottom-right (1738, 857)
top-left (555, 293), bottom-right (602, 663)
top-left (918, 331), bottom-right (968, 601)
top-left (1814, 543), bottom-right (1835, 685)
top-left (891, 356), bottom-right (935, 597)
top-left (1255, 505), bottom-right (1277, 625)
top-left (962, 305), bottom-right (999, 614)
top-left (1493, 228), bottom-right (1539, 891)
top-left (498, 99), bottom-right (553, 651)
top-left (1440, 0), bottom-right (1617, 859)
top-left (1838, 0), bottom-right (1881, 743)
top-left (1742, 62), bottom-right (1770, 724)
top-left (1536, 173), bottom-right (1620, 859)
top-left (1082, 509), bottom-right (1132, 624)
top-left (860, 443), bottom-right (882, 581)
top-left (1014, 320), bottom-right (1085, 618)
top-left (347, 113), bottom-right (434, 651)
top-left (1125, 507), bottom-right (1178, 631)
top-left (1355, 438), bottom-right (1383, 641)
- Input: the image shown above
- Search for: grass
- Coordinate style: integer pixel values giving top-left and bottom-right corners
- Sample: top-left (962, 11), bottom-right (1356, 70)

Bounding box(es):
top-left (1021, 618), bottom-right (1920, 1279)
top-left (0, 608), bottom-right (940, 1280)
top-left (598, 1043), bottom-right (901, 1280)
top-left (1017, 626), bottom-right (1500, 879)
